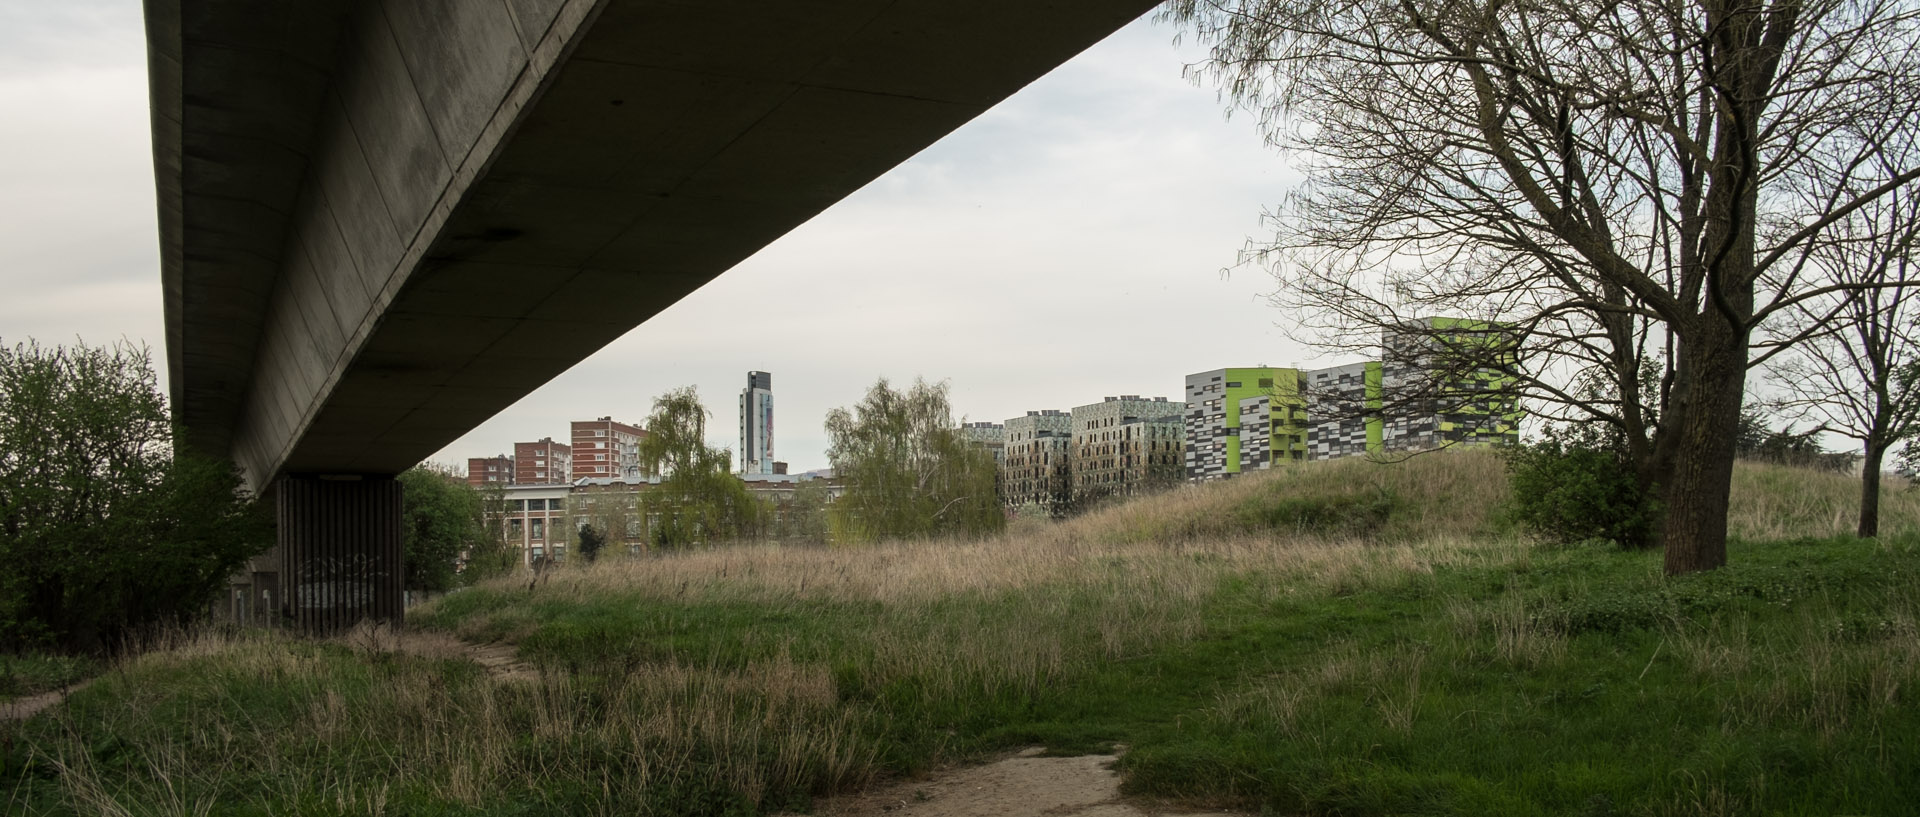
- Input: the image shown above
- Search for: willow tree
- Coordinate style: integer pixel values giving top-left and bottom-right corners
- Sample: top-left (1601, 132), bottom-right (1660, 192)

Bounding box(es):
top-left (635, 387), bottom-right (762, 548)
top-left (825, 378), bottom-right (1002, 543)
top-left (1166, 0), bottom-right (1920, 573)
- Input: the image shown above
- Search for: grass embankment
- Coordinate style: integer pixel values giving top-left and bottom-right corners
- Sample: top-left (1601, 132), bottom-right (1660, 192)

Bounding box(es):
top-left (4, 451), bottom-right (1918, 815)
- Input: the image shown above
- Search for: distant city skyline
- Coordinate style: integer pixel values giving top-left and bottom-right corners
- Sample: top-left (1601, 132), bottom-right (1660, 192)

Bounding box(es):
top-left (0, 4), bottom-right (1340, 476)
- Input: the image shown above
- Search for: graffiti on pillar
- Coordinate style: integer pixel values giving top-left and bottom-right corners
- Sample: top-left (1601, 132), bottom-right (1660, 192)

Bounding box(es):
top-left (294, 552), bottom-right (386, 611)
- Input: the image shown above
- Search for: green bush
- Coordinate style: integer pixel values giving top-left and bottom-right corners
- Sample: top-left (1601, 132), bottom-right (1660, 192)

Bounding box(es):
top-left (0, 340), bottom-right (271, 653)
top-left (1504, 439), bottom-right (1656, 549)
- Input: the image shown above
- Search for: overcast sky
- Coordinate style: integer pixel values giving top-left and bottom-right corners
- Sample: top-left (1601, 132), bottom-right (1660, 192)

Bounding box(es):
top-left (1, 2), bottom-right (1331, 474)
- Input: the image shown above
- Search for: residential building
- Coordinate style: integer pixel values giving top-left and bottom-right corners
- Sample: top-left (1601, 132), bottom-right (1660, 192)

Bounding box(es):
top-left (740, 371), bottom-right (774, 475)
top-left (513, 437), bottom-right (571, 484)
top-left (466, 454), bottom-right (514, 488)
top-left (1304, 361), bottom-right (1382, 460)
top-left (1380, 317), bottom-right (1523, 451)
top-left (499, 483), bottom-right (572, 565)
top-left (959, 421), bottom-right (1006, 467)
top-left (568, 476), bottom-right (652, 556)
top-left (1002, 410), bottom-right (1072, 511)
top-left (1070, 396), bottom-right (1186, 498)
top-left (571, 416), bottom-right (646, 481)
top-left (1185, 368), bottom-right (1307, 480)
top-left (1239, 388), bottom-right (1312, 469)
top-left (1299, 318), bottom-right (1523, 462)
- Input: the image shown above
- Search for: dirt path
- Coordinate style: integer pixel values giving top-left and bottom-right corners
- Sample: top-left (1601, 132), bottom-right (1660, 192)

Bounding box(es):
top-left (787, 748), bottom-right (1249, 817)
top-left (1, 683), bottom-right (89, 723)
top-left (365, 626), bottom-right (540, 682)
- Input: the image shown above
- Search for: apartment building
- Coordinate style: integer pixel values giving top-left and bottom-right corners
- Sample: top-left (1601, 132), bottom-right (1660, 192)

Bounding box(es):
top-left (1192, 318), bottom-right (1521, 480)
top-left (1070, 396), bottom-right (1186, 498)
top-left (959, 421), bottom-right (1006, 467)
top-left (740, 371), bottom-right (775, 475)
top-left (1185, 368), bottom-right (1307, 480)
top-left (466, 454), bottom-right (514, 488)
top-left (571, 416), bottom-right (646, 481)
top-left (499, 483), bottom-right (572, 565)
top-left (513, 437), bottom-right (571, 484)
top-left (1002, 410), bottom-right (1072, 510)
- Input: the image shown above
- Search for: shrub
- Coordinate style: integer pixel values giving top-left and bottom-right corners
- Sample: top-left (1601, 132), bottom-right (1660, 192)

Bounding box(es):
top-left (0, 340), bottom-right (270, 652)
top-left (1504, 438), bottom-right (1657, 549)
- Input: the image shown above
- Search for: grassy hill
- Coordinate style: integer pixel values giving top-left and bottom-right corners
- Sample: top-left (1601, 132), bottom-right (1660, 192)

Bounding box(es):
top-left (4, 451), bottom-right (1918, 815)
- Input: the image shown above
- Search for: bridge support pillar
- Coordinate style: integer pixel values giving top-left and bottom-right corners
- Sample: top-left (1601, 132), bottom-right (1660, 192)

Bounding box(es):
top-left (276, 475), bottom-right (405, 632)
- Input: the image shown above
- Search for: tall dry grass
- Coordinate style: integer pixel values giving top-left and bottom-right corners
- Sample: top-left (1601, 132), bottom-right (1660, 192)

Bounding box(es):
top-left (1728, 460), bottom-right (1919, 540)
top-left (11, 625), bottom-right (877, 815)
top-left (440, 449), bottom-right (1915, 626)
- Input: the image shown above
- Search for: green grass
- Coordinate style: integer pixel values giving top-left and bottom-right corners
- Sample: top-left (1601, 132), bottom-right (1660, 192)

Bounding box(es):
top-left (1121, 536), bottom-right (1920, 815)
top-left (3, 453), bottom-right (1917, 815)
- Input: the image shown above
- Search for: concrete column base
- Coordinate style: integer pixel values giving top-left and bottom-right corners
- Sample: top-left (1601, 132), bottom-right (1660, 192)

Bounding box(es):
top-left (277, 475), bottom-right (404, 632)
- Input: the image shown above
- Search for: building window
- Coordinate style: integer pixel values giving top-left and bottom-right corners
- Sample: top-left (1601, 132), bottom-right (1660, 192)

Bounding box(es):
top-left (532, 518), bottom-right (545, 540)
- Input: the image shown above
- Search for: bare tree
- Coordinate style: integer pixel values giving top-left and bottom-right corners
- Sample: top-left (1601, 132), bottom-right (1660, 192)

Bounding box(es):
top-left (1762, 162), bottom-right (1920, 536)
top-left (1166, 0), bottom-right (1920, 573)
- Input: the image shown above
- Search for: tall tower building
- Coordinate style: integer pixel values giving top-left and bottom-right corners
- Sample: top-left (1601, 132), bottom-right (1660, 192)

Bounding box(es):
top-left (739, 371), bottom-right (774, 475)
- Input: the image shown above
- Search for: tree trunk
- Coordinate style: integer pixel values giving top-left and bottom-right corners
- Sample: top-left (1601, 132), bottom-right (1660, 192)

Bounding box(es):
top-left (1661, 328), bottom-right (1749, 575)
top-left (1859, 443), bottom-right (1886, 538)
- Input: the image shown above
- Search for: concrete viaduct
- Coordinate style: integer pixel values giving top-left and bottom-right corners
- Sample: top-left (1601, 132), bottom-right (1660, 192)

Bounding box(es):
top-left (149, 0), bottom-right (1160, 627)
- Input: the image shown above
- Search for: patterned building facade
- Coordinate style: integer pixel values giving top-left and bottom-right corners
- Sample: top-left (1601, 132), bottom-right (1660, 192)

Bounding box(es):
top-left (958, 421), bottom-right (1006, 467)
top-left (1002, 410), bottom-right (1072, 510)
top-left (1070, 396), bottom-right (1186, 498)
top-left (1304, 361), bottom-right (1382, 460)
top-left (1185, 368), bottom-right (1308, 480)
top-left (1191, 318), bottom-right (1521, 480)
top-left (1380, 317), bottom-right (1522, 450)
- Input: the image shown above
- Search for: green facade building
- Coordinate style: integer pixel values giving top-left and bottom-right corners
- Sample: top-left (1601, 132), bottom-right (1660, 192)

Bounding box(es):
top-left (1183, 367), bottom-right (1308, 480)
top-left (1186, 317), bottom-right (1522, 480)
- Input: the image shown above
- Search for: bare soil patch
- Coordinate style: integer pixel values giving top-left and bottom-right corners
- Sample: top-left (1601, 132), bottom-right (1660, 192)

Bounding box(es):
top-left (354, 625), bottom-right (540, 683)
top-left (1, 686), bottom-right (85, 723)
top-left (787, 748), bottom-right (1249, 817)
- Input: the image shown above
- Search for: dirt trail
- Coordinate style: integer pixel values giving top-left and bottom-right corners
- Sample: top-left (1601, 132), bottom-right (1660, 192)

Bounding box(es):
top-left (788, 748), bottom-right (1248, 817)
top-left (371, 627), bottom-right (540, 682)
top-left (1, 684), bottom-right (89, 723)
